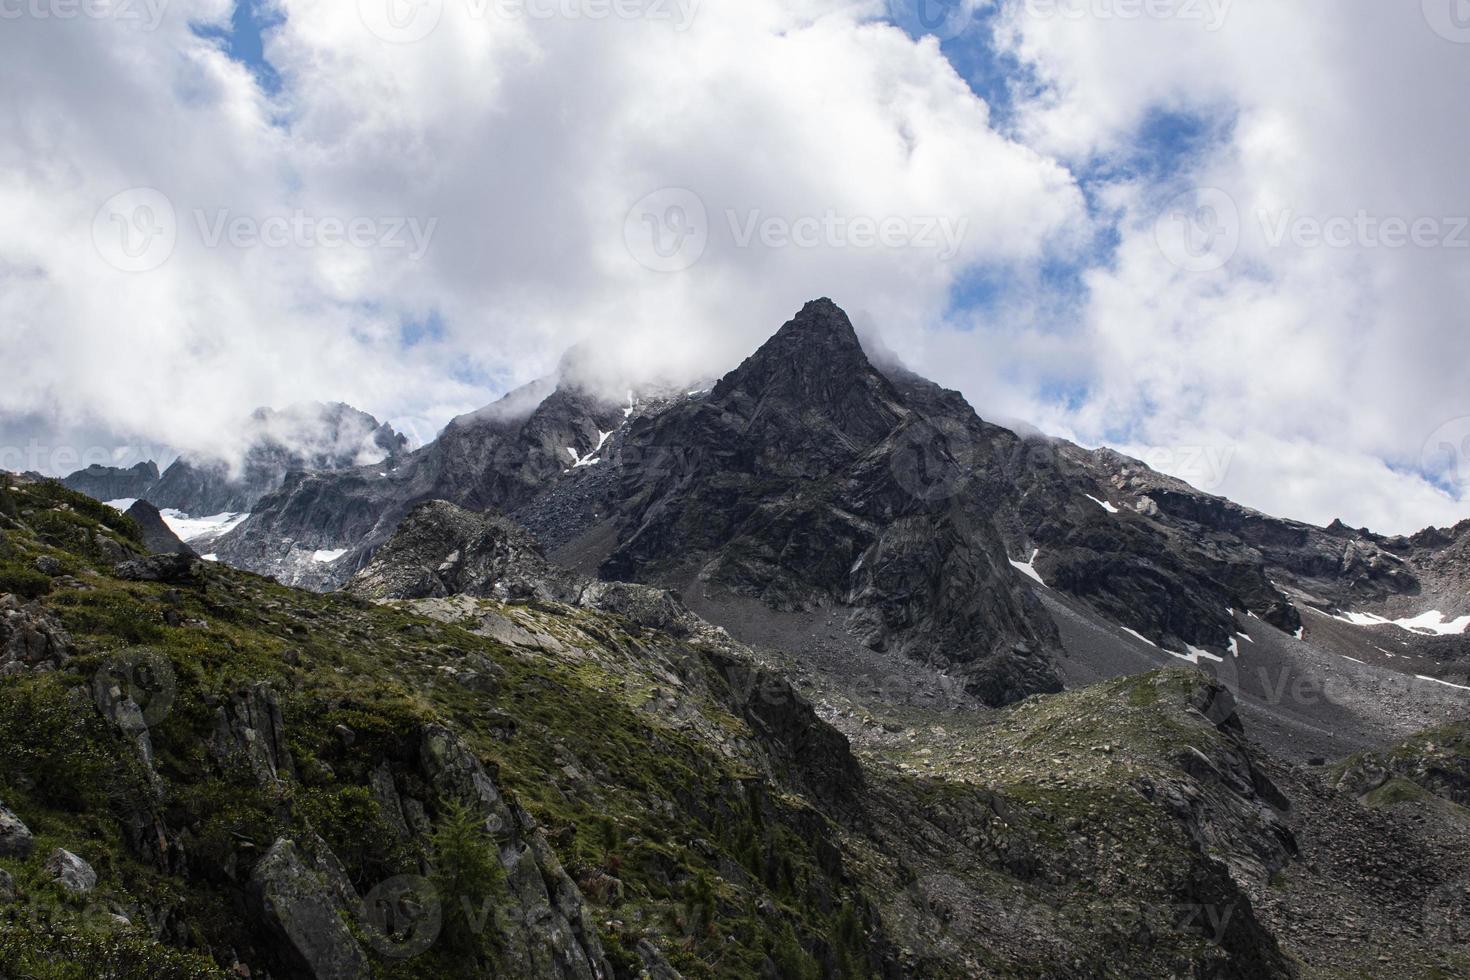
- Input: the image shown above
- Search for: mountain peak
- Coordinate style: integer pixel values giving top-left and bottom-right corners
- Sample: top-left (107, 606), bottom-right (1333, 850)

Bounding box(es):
top-left (711, 298), bottom-right (880, 407)
top-left (778, 296), bottom-right (863, 346)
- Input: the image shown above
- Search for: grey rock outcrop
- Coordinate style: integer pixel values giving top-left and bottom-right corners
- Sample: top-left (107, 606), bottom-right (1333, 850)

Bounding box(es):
top-left (45, 848), bottom-right (98, 892)
top-left (347, 501), bottom-right (576, 604)
top-left (250, 837), bottom-right (371, 980)
top-left (0, 800), bottom-right (34, 859)
top-left (419, 724), bottom-right (615, 980)
top-left (210, 683), bottom-right (297, 788)
top-left (0, 593), bottom-right (71, 675)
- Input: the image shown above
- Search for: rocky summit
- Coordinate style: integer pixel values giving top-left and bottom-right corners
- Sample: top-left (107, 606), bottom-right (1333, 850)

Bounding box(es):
top-left (12, 299), bottom-right (1470, 978)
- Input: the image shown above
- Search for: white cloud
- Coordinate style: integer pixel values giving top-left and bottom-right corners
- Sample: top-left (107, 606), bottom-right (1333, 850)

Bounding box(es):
top-left (960, 0), bottom-right (1470, 533)
top-left (0, 0), bottom-right (1084, 470)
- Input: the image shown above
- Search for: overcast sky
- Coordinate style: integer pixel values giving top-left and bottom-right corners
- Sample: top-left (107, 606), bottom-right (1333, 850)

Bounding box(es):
top-left (2, 0), bottom-right (1468, 534)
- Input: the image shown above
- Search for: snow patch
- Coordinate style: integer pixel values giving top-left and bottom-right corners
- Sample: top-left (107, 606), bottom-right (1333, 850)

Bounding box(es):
top-left (1084, 494), bottom-right (1119, 514)
top-left (105, 498), bottom-right (137, 512)
top-left (1121, 627), bottom-right (1157, 648)
top-left (1236, 632), bottom-right (1255, 644)
top-left (1009, 550), bottom-right (1046, 587)
top-left (201, 554), bottom-right (219, 562)
top-left (160, 510), bottom-right (249, 543)
top-left (1227, 637), bottom-right (1239, 658)
top-left (312, 549), bottom-right (349, 564)
top-left (573, 430), bottom-right (614, 468)
top-left (1334, 609), bottom-right (1470, 636)
top-left (1417, 675), bottom-right (1470, 693)
top-left (1176, 644), bottom-right (1224, 665)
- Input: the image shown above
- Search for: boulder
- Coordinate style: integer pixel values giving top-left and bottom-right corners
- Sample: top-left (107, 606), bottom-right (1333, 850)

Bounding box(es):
top-left (250, 838), bottom-right (370, 980)
top-left (113, 554), bottom-right (204, 585)
top-left (0, 868), bottom-right (15, 903)
top-left (0, 800), bottom-right (34, 859)
top-left (45, 848), bottom-right (98, 893)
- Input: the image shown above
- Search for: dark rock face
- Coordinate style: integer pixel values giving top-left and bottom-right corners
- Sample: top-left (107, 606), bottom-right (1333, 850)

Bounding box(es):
top-left (210, 684), bottom-right (298, 789)
top-left (213, 383), bottom-right (626, 589)
top-left (346, 501), bottom-right (576, 603)
top-left (417, 724), bottom-right (617, 980)
top-left (250, 837), bottom-right (372, 980)
top-left (124, 500), bottom-right (197, 557)
top-left (61, 460), bottom-right (159, 502)
top-left (600, 299), bottom-right (1063, 705)
top-left (705, 649), bottom-right (865, 815)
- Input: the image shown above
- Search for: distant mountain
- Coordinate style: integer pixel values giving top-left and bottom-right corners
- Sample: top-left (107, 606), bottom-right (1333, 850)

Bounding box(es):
top-left (196, 300), bottom-right (1470, 717)
top-left (61, 460), bottom-right (159, 502)
top-left (61, 403), bottom-right (408, 524)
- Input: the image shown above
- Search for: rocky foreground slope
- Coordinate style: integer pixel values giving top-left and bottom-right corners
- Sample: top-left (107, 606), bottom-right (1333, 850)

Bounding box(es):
top-left (3, 477), bottom-right (1468, 977)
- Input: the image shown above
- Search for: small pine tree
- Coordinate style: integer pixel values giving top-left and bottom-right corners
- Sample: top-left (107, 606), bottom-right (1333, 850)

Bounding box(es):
top-left (431, 802), bottom-right (508, 957)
